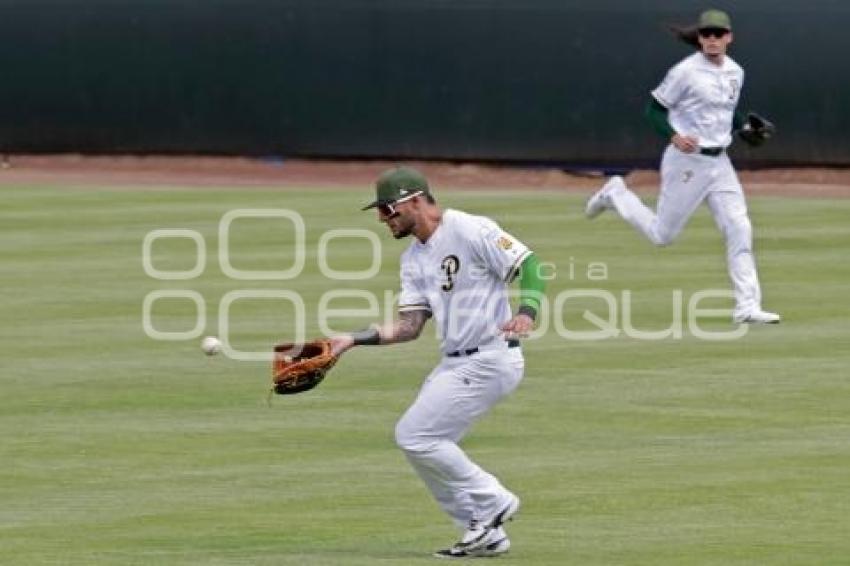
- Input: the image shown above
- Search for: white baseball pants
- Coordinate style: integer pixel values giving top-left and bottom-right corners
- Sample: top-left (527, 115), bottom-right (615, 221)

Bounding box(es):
top-left (395, 347), bottom-right (523, 529)
top-left (608, 145), bottom-right (763, 315)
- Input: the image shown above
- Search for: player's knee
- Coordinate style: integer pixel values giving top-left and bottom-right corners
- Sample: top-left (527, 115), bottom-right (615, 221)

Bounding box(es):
top-left (394, 419), bottom-right (428, 453)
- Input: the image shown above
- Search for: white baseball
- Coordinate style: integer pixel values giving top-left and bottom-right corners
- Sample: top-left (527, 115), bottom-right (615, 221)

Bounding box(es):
top-left (201, 336), bottom-right (222, 356)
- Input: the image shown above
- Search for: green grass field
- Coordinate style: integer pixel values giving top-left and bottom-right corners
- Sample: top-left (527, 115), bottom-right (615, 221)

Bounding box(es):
top-left (2, 185), bottom-right (849, 565)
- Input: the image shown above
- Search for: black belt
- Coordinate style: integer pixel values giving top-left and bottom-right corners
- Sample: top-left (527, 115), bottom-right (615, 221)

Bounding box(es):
top-left (699, 146), bottom-right (724, 156)
top-left (447, 340), bottom-right (520, 358)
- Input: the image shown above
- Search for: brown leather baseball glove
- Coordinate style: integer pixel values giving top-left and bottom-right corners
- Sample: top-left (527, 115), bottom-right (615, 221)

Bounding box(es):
top-left (271, 339), bottom-right (338, 395)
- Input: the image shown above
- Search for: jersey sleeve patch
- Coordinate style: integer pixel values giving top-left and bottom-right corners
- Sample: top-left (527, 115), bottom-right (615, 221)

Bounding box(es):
top-left (472, 220), bottom-right (531, 281)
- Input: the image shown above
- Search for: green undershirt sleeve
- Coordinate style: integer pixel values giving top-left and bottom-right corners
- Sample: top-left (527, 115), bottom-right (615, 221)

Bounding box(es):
top-left (645, 98), bottom-right (676, 140)
top-left (732, 110), bottom-right (746, 132)
top-left (517, 253), bottom-right (545, 320)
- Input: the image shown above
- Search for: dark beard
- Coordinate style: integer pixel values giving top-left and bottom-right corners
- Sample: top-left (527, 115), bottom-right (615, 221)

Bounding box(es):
top-left (393, 226), bottom-right (412, 239)
top-left (392, 217), bottom-right (415, 239)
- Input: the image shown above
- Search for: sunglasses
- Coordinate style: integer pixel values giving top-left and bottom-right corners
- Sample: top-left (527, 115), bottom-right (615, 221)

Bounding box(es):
top-left (698, 27), bottom-right (729, 39)
top-left (377, 191), bottom-right (423, 218)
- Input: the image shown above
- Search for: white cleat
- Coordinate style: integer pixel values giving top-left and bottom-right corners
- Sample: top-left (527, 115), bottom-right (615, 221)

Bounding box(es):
top-left (585, 176), bottom-right (624, 219)
top-left (455, 494), bottom-right (520, 553)
top-left (472, 535), bottom-right (511, 558)
top-left (434, 528), bottom-right (511, 559)
top-left (733, 309), bottom-right (781, 324)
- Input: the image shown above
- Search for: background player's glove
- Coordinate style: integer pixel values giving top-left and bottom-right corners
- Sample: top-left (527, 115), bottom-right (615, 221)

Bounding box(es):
top-left (271, 338), bottom-right (338, 395)
top-left (738, 112), bottom-right (776, 147)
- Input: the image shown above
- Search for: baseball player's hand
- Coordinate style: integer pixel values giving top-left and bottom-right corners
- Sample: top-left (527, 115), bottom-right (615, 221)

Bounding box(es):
top-left (671, 133), bottom-right (699, 153)
top-left (500, 314), bottom-right (534, 339)
top-left (329, 334), bottom-right (355, 357)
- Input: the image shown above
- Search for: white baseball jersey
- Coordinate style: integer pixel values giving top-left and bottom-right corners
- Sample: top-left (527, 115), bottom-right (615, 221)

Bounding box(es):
top-left (651, 52), bottom-right (744, 148)
top-left (398, 209), bottom-right (531, 355)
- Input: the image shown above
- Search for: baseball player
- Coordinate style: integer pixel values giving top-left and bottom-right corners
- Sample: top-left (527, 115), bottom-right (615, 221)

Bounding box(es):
top-left (329, 166), bottom-right (545, 558)
top-left (585, 9), bottom-right (780, 324)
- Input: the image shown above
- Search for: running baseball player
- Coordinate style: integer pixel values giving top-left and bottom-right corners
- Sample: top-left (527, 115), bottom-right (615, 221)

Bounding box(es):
top-left (585, 9), bottom-right (780, 324)
top-left (328, 166), bottom-right (545, 558)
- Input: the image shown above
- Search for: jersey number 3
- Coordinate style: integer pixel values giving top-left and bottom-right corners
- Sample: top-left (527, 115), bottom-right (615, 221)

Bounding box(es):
top-left (440, 255), bottom-right (460, 292)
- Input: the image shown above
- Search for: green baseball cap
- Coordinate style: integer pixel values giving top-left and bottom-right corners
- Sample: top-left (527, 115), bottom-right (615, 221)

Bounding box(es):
top-left (362, 166), bottom-right (431, 210)
top-left (698, 9), bottom-right (732, 31)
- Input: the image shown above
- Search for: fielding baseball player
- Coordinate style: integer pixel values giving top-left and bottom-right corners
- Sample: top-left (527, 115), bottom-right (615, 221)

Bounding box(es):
top-left (329, 166), bottom-right (545, 558)
top-left (585, 9), bottom-right (780, 324)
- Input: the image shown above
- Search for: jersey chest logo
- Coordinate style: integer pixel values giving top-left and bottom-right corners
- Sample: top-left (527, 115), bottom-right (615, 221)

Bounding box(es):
top-left (440, 255), bottom-right (460, 292)
top-left (727, 78), bottom-right (740, 101)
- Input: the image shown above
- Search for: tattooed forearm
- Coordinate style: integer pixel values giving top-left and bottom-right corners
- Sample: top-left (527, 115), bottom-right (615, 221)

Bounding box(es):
top-left (379, 310), bottom-right (430, 344)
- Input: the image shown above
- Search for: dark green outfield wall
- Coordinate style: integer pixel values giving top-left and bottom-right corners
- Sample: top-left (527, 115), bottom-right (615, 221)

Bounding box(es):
top-left (1, 0), bottom-right (848, 166)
